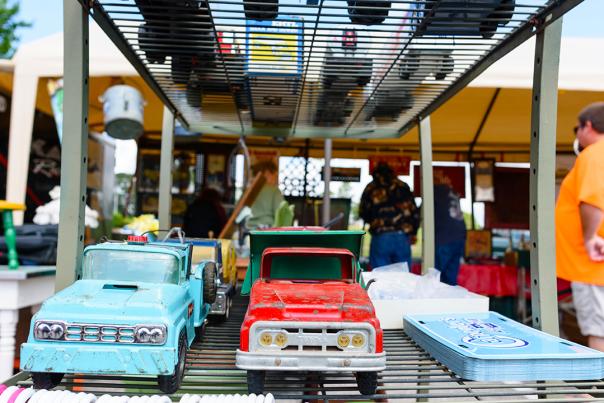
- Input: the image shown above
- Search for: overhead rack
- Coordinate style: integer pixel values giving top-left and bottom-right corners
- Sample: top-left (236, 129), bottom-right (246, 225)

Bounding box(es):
top-left (84, 0), bottom-right (581, 139)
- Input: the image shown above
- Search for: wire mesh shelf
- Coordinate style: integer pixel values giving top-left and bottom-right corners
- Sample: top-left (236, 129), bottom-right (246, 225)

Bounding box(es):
top-left (84, 0), bottom-right (581, 139)
top-left (10, 293), bottom-right (604, 401)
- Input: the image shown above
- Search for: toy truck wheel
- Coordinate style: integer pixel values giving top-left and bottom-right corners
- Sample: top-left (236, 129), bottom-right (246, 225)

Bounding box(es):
top-left (158, 330), bottom-right (187, 394)
top-left (355, 371), bottom-right (378, 395)
top-left (480, 0), bottom-right (516, 39)
top-left (31, 372), bottom-right (64, 390)
top-left (247, 370), bottom-right (266, 394)
top-left (186, 81), bottom-right (203, 108)
top-left (243, 0), bottom-right (278, 20)
top-left (347, 0), bottom-right (391, 25)
top-left (224, 297), bottom-right (231, 319)
top-left (194, 320), bottom-right (207, 341)
top-left (211, 297), bottom-right (231, 323)
top-left (171, 56), bottom-right (192, 85)
top-left (435, 56), bottom-right (454, 80)
top-left (203, 263), bottom-right (218, 304)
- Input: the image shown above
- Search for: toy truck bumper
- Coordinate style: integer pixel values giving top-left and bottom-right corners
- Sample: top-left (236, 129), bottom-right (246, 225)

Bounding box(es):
top-left (21, 342), bottom-right (177, 375)
top-left (210, 284), bottom-right (233, 316)
top-left (236, 350), bottom-right (386, 372)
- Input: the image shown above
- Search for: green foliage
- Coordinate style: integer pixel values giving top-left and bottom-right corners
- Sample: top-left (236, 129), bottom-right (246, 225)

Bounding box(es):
top-left (0, 0), bottom-right (30, 59)
top-left (112, 212), bottom-right (134, 228)
top-left (464, 212), bottom-right (481, 229)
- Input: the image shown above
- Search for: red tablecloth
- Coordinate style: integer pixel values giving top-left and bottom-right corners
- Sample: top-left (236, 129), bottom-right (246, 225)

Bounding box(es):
top-left (409, 262), bottom-right (571, 298)
top-left (457, 264), bottom-right (518, 297)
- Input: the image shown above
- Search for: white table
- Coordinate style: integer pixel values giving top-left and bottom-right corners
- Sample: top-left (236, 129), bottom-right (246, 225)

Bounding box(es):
top-left (0, 266), bottom-right (56, 381)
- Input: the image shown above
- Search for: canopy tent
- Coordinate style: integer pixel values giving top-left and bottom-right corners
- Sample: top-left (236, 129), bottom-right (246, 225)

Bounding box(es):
top-left (5, 24), bottom-right (164, 223)
top-left (4, 23), bottom-right (604, 223)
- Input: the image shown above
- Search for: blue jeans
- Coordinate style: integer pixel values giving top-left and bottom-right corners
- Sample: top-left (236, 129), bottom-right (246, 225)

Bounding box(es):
top-left (436, 239), bottom-right (465, 286)
top-left (370, 231), bottom-right (411, 270)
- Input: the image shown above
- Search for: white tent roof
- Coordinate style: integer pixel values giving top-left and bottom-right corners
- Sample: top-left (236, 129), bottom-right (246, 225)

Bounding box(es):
top-left (11, 22), bottom-right (136, 77)
top-left (471, 36), bottom-right (604, 91)
top-left (9, 23), bottom-right (604, 89)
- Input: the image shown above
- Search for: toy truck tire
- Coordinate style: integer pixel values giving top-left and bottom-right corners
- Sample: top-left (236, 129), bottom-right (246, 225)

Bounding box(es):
top-left (203, 263), bottom-right (218, 304)
top-left (158, 330), bottom-right (186, 394)
top-left (243, 0), bottom-right (278, 20)
top-left (355, 371), bottom-right (378, 395)
top-left (347, 0), bottom-right (391, 25)
top-left (479, 0), bottom-right (516, 38)
top-left (435, 55), bottom-right (454, 80)
top-left (31, 372), bottom-right (64, 390)
top-left (247, 370), bottom-right (266, 394)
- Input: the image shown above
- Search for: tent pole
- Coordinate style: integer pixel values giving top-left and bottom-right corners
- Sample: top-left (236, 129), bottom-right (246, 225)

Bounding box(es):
top-left (56, 0), bottom-right (89, 291)
top-left (419, 117), bottom-right (435, 273)
top-left (467, 88), bottom-right (501, 229)
top-left (322, 139), bottom-right (332, 225)
top-left (5, 70), bottom-right (38, 225)
top-left (158, 107), bottom-right (175, 231)
top-left (529, 17), bottom-right (562, 336)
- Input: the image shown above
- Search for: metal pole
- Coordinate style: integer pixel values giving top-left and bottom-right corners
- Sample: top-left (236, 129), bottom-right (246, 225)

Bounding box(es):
top-left (302, 139), bottom-right (310, 222)
top-left (158, 106), bottom-right (175, 231)
top-left (419, 117), bottom-right (435, 273)
top-left (468, 88), bottom-right (501, 230)
top-left (55, 0), bottom-right (89, 292)
top-left (529, 17), bottom-right (562, 336)
top-left (322, 139), bottom-right (332, 225)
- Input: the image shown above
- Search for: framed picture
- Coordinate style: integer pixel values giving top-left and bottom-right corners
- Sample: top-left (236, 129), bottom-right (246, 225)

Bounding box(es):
top-left (473, 159), bottom-right (495, 202)
top-left (465, 229), bottom-right (492, 259)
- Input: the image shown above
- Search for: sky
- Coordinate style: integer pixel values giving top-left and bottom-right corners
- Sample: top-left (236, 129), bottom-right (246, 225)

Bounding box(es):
top-left (14, 0), bottom-right (604, 45)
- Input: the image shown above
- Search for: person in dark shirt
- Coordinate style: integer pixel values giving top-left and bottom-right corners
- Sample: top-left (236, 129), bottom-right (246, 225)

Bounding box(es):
top-left (182, 187), bottom-right (227, 238)
top-left (360, 162), bottom-right (419, 270)
top-left (434, 173), bottom-right (467, 285)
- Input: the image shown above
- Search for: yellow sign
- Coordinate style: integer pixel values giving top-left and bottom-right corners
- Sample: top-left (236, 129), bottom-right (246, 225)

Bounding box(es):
top-left (249, 32), bottom-right (298, 73)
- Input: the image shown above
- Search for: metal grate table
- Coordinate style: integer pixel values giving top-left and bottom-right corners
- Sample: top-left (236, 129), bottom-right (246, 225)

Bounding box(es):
top-left (9, 294), bottom-right (604, 401)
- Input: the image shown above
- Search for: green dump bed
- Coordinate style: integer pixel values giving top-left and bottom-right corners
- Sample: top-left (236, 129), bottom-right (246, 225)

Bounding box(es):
top-left (241, 229), bottom-right (364, 295)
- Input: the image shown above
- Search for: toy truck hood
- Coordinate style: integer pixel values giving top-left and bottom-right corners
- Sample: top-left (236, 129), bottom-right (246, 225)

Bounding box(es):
top-left (37, 280), bottom-right (184, 322)
top-left (247, 280), bottom-right (376, 322)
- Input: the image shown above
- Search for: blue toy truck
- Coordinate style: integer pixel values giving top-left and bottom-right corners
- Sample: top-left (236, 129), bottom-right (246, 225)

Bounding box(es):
top-left (20, 236), bottom-right (218, 394)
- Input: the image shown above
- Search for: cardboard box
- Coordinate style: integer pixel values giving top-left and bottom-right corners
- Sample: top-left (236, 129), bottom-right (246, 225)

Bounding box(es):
top-left (361, 271), bottom-right (489, 330)
top-left (372, 295), bottom-right (489, 330)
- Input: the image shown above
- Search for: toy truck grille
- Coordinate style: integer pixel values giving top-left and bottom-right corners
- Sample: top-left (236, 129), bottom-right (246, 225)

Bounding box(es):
top-left (65, 324), bottom-right (137, 343)
top-left (249, 321), bottom-right (377, 354)
top-left (33, 320), bottom-right (165, 344)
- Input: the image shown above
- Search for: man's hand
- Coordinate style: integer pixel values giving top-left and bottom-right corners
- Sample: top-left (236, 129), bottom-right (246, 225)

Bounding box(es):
top-left (585, 235), bottom-right (604, 262)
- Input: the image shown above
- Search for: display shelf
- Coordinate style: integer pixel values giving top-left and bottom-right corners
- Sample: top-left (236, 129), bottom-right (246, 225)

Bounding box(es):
top-left (82, 0), bottom-right (582, 139)
top-left (9, 294), bottom-right (604, 401)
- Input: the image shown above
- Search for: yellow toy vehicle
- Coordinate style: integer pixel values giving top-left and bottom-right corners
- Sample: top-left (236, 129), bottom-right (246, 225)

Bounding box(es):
top-left (191, 239), bottom-right (237, 321)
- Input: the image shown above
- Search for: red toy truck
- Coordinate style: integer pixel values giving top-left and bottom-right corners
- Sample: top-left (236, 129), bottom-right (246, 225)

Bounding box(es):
top-left (236, 241), bottom-right (385, 396)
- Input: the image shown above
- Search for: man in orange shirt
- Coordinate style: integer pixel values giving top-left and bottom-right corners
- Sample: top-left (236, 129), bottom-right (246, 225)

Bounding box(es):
top-left (556, 102), bottom-right (604, 351)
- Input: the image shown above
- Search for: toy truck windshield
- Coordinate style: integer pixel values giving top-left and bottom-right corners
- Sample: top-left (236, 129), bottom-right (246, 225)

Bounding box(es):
top-left (260, 247), bottom-right (355, 282)
top-left (82, 249), bottom-right (180, 284)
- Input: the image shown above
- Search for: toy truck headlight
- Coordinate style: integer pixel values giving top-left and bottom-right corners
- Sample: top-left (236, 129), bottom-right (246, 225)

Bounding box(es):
top-left (337, 331), bottom-right (367, 350)
top-left (34, 321), bottom-right (65, 340)
top-left (135, 325), bottom-right (167, 345)
top-left (257, 330), bottom-right (288, 349)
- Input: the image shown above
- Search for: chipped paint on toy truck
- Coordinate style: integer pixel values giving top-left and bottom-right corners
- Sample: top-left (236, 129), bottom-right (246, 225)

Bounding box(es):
top-left (20, 240), bottom-right (213, 376)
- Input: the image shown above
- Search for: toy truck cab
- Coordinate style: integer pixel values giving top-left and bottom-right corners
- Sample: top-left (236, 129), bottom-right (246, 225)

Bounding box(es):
top-left (237, 229), bottom-right (385, 396)
top-left (20, 236), bottom-right (217, 394)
